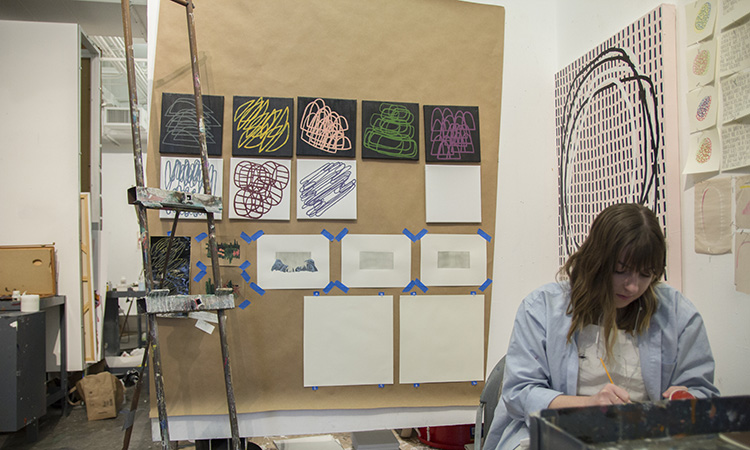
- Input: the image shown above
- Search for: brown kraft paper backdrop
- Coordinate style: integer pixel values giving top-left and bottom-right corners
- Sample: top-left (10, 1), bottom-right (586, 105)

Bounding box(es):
top-left (147, 0), bottom-right (504, 417)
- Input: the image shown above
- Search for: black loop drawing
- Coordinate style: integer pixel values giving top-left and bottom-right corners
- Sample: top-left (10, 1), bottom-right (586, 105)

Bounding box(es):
top-left (558, 47), bottom-right (662, 260)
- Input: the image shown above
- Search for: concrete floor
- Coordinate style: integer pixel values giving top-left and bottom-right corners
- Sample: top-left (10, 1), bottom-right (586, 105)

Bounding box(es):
top-left (0, 384), bottom-right (441, 450)
top-left (0, 384), bottom-right (159, 450)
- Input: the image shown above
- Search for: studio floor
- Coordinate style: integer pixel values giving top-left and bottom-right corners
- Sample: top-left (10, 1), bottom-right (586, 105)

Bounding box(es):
top-left (0, 384), bottom-right (439, 450)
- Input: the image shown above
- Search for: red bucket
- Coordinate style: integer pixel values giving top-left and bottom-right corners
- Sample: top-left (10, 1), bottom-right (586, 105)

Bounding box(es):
top-left (416, 425), bottom-right (475, 450)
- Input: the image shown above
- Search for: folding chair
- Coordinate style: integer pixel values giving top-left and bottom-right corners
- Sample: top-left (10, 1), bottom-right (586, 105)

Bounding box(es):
top-left (470, 356), bottom-right (506, 450)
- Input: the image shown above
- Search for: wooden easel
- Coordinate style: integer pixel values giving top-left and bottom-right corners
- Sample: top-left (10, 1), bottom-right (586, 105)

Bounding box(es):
top-left (118, 1), bottom-right (242, 449)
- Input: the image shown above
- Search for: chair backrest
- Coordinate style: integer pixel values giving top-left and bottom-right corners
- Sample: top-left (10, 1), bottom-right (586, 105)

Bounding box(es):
top-left (473, 355), bottom-right (506, 450)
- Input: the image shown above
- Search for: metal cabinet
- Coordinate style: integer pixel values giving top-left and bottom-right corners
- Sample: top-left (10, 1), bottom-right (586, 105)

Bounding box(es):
top-left (0, 311), bottom-right (46, 433)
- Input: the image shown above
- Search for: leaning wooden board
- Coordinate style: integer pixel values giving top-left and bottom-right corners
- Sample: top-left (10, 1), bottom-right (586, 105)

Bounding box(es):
top-left (0, 245), bottom-right (56, 298)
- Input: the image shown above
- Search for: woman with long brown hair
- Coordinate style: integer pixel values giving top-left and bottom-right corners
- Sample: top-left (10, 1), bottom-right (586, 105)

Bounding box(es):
top-left (484, 203), bottom-right (719, 450)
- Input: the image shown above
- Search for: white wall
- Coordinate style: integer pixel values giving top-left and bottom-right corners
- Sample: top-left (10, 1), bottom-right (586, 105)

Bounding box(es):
top-left (672, 1), bottom-right (750, 396)
top-left (0, 20), bottom-right (85, 371)
top-left (487, 0), bottom-right (750, 397)
top-left (101, 146), bottom-right (144, 288)
top-left (484, 0), bottom-right (561, 374)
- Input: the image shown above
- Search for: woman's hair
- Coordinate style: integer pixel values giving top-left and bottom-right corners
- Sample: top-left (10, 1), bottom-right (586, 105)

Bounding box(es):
top-left (558, 203), bottom-right (666, 357)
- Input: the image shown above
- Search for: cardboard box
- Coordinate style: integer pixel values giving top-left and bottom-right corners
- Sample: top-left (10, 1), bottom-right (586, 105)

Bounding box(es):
top-left (0, 245), bottom-right (57, 298)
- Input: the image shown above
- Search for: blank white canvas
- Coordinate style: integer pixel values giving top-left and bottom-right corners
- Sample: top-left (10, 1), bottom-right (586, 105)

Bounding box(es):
top-left (304, 295), bottom-right (394, 387)
top-left (420, 234), bottom-right (487, 286)
top-left (399, 295), bottom-right (484, 384)
top-left (425, 164), bottom-right (482, 223)
top-left (256, 234), bottom-right (330, 289)
top-left (341, 234), bottom-right (412, 288)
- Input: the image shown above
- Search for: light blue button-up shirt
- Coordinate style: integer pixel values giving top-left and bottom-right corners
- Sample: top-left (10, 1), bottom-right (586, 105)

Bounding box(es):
top-left (483, 281), bottom-right (720, 450)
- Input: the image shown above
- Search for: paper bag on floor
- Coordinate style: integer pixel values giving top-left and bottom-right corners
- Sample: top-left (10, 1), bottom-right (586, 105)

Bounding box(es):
top-left (75, 372), bottom-right (124, 421)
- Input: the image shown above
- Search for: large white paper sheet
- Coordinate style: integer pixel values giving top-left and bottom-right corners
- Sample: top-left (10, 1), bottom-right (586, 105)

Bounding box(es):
top-left (721, 0), bottom-right (750, 29)
top-left (721, 123), bottom-right (750, 171)
top-left (341, 234), bottom-right (411, 288)
top-left (683, 128), bottom-right (721, 174)
top-left (159, 156), bottom-right (223, 219)
top-left (420, 234), bottom-right (486, 286)
top-left (720, 70), bottom-right (750, 124)
top-left (297, 159), bottom-right (357, 220)
top-left (228, 158), bottom-right (291, 220)
top-left (399, 295), bottom-right (484, 384)
top-left (304, 295), bottom-right (394, 387)
top-left (256, 234), bottom-right (330, 289)
top-left (719, 20), bottom-right (750, 77)
top-left (425, 164), bottom-right (482, 223)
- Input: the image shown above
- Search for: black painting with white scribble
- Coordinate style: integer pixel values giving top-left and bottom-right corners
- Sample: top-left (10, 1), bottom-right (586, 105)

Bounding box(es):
top-left (160, 92), bottom-right (224, 156)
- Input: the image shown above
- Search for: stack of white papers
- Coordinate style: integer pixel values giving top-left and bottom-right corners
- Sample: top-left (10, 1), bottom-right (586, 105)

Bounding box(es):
top-left (273, 435), bottom-right (344, 450)
top-left (351, 430), bottom-right (400, 450)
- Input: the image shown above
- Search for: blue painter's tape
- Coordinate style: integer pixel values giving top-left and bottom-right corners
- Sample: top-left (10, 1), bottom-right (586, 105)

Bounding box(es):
top-left (239, 260), bottom-right (251, 270)
top-left (335, 228), bottom-right (349, 241)
top-left (240, 231), bottom-right (252, 244)
top-left (238, 300), bottom-right (251, 310)
top-left (241, 271), bottom-right (251, 283)
top-left (193, 271), bottom-right (206, 283)
top-left (196, 261), bottom-right (207, 271)
top-left (195, 232), bottom-right (208, 242)
top-left (378, 384), bottom-right (385, 388)
top-left (249, 230), bottom-right (264, 241)
top-left (323, 282), bottom-right (335, 294)
top-left (312, 386), bottom-right (318, 391)
top-left (403, 228), bottom-right (428, 241)
top-left (414, 278), bottom-right (428, 292)
top-left (321, 229), bottom-right (335, 241)
top-left (167, 231), bottom-right (172, 237)
top-left (334, 280), bottom-right (349, 293)
top-left (250, 282), bottom-right (265, 296)
top-left (402, 280), bottom-right (415, 293)
top-left (479, 279), bottom-right (493, 291)
top-left (477, 228), bottom-right (492, 242)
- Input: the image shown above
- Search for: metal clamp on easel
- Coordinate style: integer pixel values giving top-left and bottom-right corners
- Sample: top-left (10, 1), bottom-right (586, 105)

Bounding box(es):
top-left (118, 1), bottom-right (241, 449)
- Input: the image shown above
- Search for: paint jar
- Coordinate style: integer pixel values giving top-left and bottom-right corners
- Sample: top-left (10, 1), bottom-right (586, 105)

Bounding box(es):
top-left (21, 294), bottom-right (40, 312)
top-left (669, 389), bottom-right (695, 400)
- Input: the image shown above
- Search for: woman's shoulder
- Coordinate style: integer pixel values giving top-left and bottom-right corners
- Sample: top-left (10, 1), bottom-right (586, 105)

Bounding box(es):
top-left (525, 281), bottom-right (568, 298)
top-left (652, 282), bottom-right (700, 318)
top-left (521, 281), bottom-right (570, 312)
